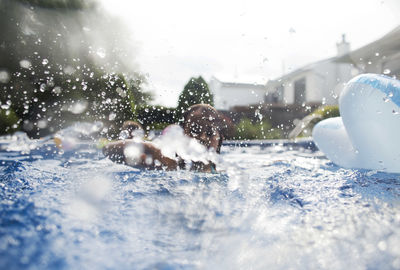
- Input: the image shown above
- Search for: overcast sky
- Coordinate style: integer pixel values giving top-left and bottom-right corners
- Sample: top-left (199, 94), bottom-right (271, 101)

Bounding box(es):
top-left (101, 0), bottom-right (400, 107)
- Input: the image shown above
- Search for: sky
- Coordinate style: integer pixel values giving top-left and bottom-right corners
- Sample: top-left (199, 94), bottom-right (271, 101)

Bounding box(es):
top-left (101, 0), bottom-right (400, 107)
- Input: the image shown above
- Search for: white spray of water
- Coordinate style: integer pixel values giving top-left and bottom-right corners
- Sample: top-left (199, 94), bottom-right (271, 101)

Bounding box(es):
top-left (0, 132), bottom-right (41, 154)
top-left (152, 125), bottom-right (217, 166)
top-left (124, 142), bottom-right (144, 166)
top-left (67, 175), bottom-right (113, 221)
top-left (54, 122), bottom-right (103, 151)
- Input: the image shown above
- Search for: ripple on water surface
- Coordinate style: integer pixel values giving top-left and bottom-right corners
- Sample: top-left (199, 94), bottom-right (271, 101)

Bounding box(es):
top-left (0, 140), bottom-right (400, 269)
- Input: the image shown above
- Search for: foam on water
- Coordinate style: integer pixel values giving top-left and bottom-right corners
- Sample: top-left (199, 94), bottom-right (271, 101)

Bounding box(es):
top-left (0, 130), bottom-right (400, 269)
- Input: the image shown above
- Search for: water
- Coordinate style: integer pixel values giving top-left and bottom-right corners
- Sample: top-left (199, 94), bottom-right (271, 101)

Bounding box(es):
top-left (1, 133), bottom-right (400, 269)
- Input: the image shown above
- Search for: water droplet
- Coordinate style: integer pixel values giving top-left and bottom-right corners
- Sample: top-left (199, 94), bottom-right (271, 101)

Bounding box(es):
top-left (64, 66), bottom-right (75, 75)
top-left (52, 86), bottom-right (62, 94)
top-left (1, 104), bottom-right (10, 109)
top-left (116, 87), bottom-right (126, 97)
top-left (68, 101), bottom-right (88, 114)
top-left (42, 59), bottom-right (49, 65)
top-left (96, 48), bottom-right (106, 58)
top-left (0, 70), bottom-right (10, 83)
top-left (109, 112), bottom-right (116, 121)
top-left (37, 119), bottom-right (47, 129)
top-left (40, 84), bottom-right (46, 92)
top-left (383, 69), bottom-right (391, 75)
top-left (19, 60), bottom-right (32, 69)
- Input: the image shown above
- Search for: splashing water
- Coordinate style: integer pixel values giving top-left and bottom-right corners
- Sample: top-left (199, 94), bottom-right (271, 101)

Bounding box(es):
top-left (0, 127), bottom-right (400, 269)
top-left (153, 124), bottom-right (217, 165)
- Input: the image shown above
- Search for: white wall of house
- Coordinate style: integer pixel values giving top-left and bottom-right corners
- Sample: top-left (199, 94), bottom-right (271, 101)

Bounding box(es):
top-left (267, 60), bottom-right (352, 106)
top-left (209, 77), bottom-right (267, 110)
top-left (266, 35), bottom-right (354, 106)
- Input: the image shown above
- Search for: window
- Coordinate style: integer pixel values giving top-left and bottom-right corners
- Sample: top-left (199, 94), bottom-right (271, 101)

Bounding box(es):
top-left (294, 78), bottom-right (306, 105)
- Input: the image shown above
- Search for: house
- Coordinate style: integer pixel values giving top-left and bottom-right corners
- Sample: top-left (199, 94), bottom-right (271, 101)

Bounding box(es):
top-left (208, 76), bottom-right (267, 111)
top-left (209, 26), bottom-right (400, 132)
top-left (265, 35), bottom-right (354, 106)
top-left (336, 26), bottom-right (400, 78)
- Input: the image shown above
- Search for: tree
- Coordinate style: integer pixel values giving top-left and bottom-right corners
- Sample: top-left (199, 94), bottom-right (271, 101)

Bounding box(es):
top-left (0, 0), bottom-right (150, 137)
top-left (176, 76), bottom-right (214, 119)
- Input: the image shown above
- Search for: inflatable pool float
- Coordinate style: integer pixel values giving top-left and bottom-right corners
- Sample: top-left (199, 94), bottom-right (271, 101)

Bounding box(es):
top-left (312, 74), bottom-right (400, 173)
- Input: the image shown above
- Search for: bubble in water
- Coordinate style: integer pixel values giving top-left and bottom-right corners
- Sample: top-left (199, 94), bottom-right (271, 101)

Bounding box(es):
top-left (383, 69), bottom-right (391, 75)
top-left (42, 59), bottom-right (49, 65)
top-left (19, 60), bottom-right (32, 69)
top-left (0, 71), bottom-right (10, 83)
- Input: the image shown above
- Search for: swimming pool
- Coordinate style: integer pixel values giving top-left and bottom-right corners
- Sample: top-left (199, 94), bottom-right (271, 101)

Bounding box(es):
top-left (1, 133), bottom-right (400, 269)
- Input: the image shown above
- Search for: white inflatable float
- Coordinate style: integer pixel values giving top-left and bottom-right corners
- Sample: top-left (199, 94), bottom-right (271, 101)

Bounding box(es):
top-left (312, 74), bottom-right (400, 173)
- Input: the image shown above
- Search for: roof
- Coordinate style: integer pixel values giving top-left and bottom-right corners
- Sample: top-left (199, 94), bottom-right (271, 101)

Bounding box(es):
top-left (210, 76), bottom-right (266, 90)
top-left (336, 25), bottom-right (400, 64)
top-left (266, 57), bottom-right (335, 86)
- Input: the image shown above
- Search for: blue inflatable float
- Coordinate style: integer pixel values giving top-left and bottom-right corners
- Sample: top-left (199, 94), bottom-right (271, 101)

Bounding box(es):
top-left (312, 74), bottom-right (400, 173)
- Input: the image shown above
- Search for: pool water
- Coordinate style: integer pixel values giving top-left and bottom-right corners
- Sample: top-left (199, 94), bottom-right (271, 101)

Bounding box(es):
top-left (1, 133), bottom-right (400, 269)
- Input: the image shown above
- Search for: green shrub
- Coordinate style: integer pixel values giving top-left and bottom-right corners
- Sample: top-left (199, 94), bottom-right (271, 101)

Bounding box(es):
top-left (295, 105), bottom-right (340, 138)
top-left (312, 105), bottom-right (340, 119)
top-left (0, 109), bottom-right (20, 135)
top-left (233, 118), bottom-right (283, 140)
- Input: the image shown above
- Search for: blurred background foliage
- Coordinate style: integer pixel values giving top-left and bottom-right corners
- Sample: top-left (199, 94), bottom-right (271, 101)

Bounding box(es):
top-left (0, 0), bottom-right (151, 138)
top-left (233, 118), bottom-right (283, 140)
